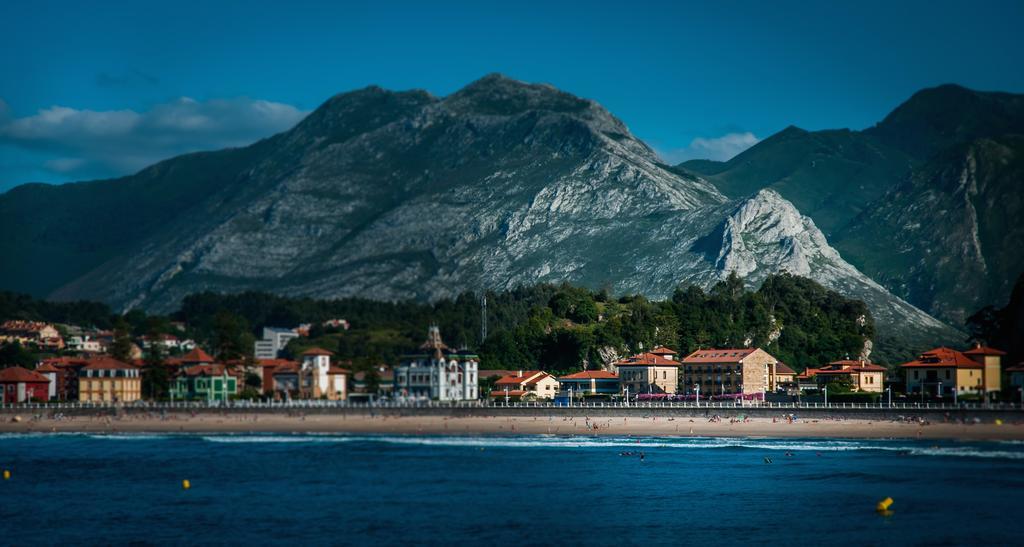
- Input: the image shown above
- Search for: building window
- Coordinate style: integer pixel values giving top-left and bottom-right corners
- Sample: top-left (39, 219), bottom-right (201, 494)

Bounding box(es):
top-left (945, 370), bottom-right (951, 380)
top-left (913, 371), bottom-right (919, 380)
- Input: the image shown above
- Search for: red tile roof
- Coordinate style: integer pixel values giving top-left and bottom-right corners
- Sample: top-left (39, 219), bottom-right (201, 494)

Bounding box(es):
top-left (39, 356), bottom-right (90, 369)
top-left (301, 347), bottom-right (334, 356)
top-left (257, 358), bottom-right (298, 367)
top-left (81, 356), bottom-right (137, 371)
top-left (0, 366), bottom-right (51, 383)
top-left (327, 366), bottom-right (350, 375)
top-left (775, 362), bottom-right (796, 375)
top-left (616, 352), bottom-right (681, 367)
top-left (494, 371), bottom-right (552, 386)
top-left (272, 362), bottom-right (300, 374)
top-left (35, 362), bottom-right (60, 373)
top-left (823, 360), bottom-right (887, 372)
top-left (900, 347), bottom-right (983, 369)
top-left (681, 348), bottom-right (757, 364)
top-left (649, 346), bottom-right (678, 356)
top-left (1007, 362), bottom-right (1024, 372)
top-left (180, 364), bottom-right (240, 378)
top-left (179, 347), bottom-right (215, 363)
top-left (963, 345), bottom-right (1006, 356)
top-left (560, 370), bottom-right (619, 380)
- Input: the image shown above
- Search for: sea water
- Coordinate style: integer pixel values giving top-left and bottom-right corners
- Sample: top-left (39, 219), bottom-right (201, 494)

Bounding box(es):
top-left (1, 433), bottom-right (1022, 545)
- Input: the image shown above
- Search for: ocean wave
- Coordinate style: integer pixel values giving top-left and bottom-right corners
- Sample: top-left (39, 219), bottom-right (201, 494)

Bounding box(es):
top-left (338, 435), bottom-right (1024, 460)
top-left (200, 435), bottom-right (358, 444)
top-left (85, 433), bottom-right (173, 441)
top-left (8, 431), bottom-right (1022, 461)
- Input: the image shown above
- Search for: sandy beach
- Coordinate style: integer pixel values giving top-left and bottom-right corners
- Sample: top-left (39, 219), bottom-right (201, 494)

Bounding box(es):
top-left (2, 412), bottom-right (1023, 440)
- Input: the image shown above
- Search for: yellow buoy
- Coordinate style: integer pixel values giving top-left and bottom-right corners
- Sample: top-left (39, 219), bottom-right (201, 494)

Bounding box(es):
top-left (876, 497), bottom-right (893, 513)
top-left (182, 479), bottom-right (191, 490)
top-left (995, 419), bottom-right (1003, 426)
top-left (3, 470), bottom-right (10, 480)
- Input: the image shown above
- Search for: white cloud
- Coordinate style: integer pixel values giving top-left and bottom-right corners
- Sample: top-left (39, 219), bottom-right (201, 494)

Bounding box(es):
top-left (0, 97), bottom-right (309, 180)
top-left (657, 131), bottom-right (760, 164)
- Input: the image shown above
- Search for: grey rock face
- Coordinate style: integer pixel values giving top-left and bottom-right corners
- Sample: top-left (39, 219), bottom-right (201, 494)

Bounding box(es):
top-left (44, 75), bottom-right (959, 348)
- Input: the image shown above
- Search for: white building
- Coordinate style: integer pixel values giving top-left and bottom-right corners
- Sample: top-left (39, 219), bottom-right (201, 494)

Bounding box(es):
top-left (299, 347), bottom-right (349, 400)
top-left (141, 333), bottom-right (196, 352)
top-left (66, 335), bottom-right (104, 353)
top-left (254, 327), bottom-right (299, 359)
top-left (394, 326), bottom-right (479, 401)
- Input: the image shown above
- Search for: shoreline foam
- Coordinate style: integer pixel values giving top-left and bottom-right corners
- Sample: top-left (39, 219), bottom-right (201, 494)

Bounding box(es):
top-left (2, 413), bottom-right (1023, 441)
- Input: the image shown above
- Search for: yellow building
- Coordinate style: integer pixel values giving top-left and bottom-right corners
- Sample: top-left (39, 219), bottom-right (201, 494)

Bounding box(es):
top-left (901, 346), bottom-right (1004, 398)
top-left (804, 360), bottom-right (886, 393)
top-left (963, 344), bottom-right (1005, 393)
top-left (490, 371), bottom-right (559, 400)
top-left (615, 347), bottom-right (682, 395)
top-left (775, 362), bottom-right (797, 386)
top-left (78, 356), bottom-right (142, 403)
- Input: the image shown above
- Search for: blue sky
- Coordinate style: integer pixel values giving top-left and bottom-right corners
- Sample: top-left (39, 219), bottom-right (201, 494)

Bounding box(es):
top-left (1, 0), bottom-right (1022, 191)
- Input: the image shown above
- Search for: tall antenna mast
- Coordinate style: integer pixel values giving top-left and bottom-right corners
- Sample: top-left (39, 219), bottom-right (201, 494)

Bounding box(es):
top-left (480, 294), bottom-right (488, 344)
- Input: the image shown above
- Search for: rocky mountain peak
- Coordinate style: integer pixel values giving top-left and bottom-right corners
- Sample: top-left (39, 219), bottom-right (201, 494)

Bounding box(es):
top-left (292, 85), bottom-right (436, 144)
top-left (704, 188), bottom-right (830, 279)
top-left (444, 73), bottom-right (592, 115)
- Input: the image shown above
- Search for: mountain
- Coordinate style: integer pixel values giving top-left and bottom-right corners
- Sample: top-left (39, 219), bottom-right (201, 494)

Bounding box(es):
top-left (836, 135), bottom-right (1024, 325)
top-left (0, 74), bottom-right (959, 355)
top-left (684, 84), bottom-right (1024, 326)
top-left (864, 84), bottom-right (1024, 158)
top-left (688, 188), bottom-right (956, 357)
top-left (680, 126), bottom-right (914, 235)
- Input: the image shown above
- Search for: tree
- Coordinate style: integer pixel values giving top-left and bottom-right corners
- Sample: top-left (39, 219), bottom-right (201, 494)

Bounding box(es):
top-left (212, 311), bottom-right (254, 362)
top-left (244, 371), bottom-right (262, 390)
top-left (109, 317), bottom-right (135, 363)
top-left (142, 325), bottom-right (169, 399)
top-left (0, 342), bottom-right (36, 369)
top-left (823, 375), bottom-right (855, 393)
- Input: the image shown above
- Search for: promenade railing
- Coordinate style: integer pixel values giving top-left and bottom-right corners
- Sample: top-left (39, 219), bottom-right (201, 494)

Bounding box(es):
top-left (1, 399), bottom-right (1022, 412)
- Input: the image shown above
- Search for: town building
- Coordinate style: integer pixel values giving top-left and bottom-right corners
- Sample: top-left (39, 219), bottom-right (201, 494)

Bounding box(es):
top-left (900, 345), bottom-right (1005, 398)
top-left (393, 326), bottom-right (479, 401)
top-left (489, 370), bottom-right (559, 400)
top-left (679, 348), bottom-right (780, 396)
top-left (352, 364), bottom-right (394, 399)
top-left (271, 362), bottom-right (301, 398)
top-left (0, 320), bottom-right (64, 350)
top-left (256, 358), bottom-right (298, 395)
top-left (170, 365), bottom-right (239, 402)
top-left (615, 347), bottom-right (682, 395)
top-left (35, 362), bottom-right (60, 400)
top-left (774, 362), bottom-right (797, 386)
top-left (298, 348), bottom-right (349, 400)
top-left (0, 366), bottom-right (51, 403)
top-left (557, 370), bottom-right (619, 398)
top-left (1008, 362), bottom-right (1024, 391)
top-left (66, 335), bottom-right (104, 353)
top-left (800, 360), bottom-right (886, 393)
top-left (963, 344), bottom-right (1005, 393)
top-left (77, 357), bottom-right (142, 403)
top-left (253, 327), bottom-right (299, 359)
top-left (37, 356), bottom-right (91, 400)
top-left (141, 333), bottom-right (196, 352)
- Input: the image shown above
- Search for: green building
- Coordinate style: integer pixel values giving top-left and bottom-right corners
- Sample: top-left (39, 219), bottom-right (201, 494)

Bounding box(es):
top-left (170, 365), bottom-right (238, 402)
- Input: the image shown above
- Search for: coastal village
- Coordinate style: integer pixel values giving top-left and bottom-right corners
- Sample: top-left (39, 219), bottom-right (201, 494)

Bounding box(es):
top-left (0, 318), bottom-right (1017, 406)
